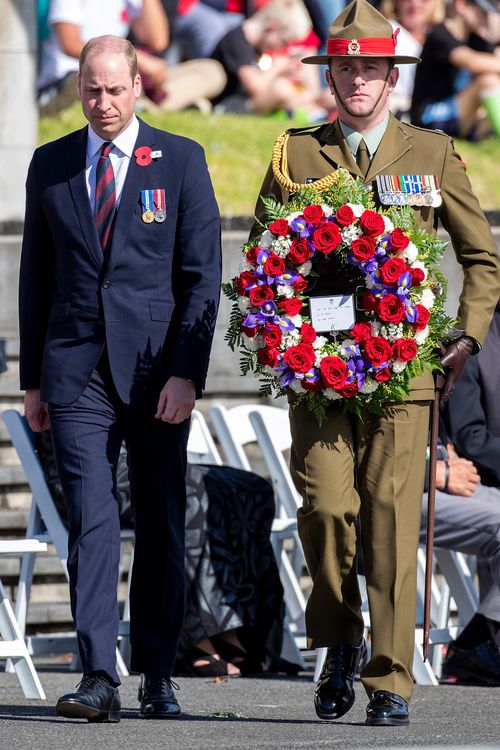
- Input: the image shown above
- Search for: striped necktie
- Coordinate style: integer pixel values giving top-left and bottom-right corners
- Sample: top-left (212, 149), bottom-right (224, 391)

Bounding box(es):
top-left (94, 142), bottom-right (116, 251)
top-left (356, 138), bottom-right (371, 178)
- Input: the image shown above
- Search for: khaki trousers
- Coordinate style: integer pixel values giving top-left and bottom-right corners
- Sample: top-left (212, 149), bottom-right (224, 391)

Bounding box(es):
top-left (289, 399), bottom-right (430, 702)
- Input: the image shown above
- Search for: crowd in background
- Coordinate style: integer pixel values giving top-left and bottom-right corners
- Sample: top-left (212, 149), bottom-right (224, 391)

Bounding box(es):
top-left (35, 0), bottom-right (500, 138)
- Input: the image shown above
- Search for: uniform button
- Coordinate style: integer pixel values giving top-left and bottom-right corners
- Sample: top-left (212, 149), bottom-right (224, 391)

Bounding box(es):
top-left (102, 280), bottom-right (111, 289)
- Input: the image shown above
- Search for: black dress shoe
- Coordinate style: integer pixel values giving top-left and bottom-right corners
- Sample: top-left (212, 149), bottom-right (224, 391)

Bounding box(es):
top-left (314, 638), bottom-right (367, 720)
top-left (56, 675), bottom-right (121, 722)
top-left (365, 690), bottom-right (409, 726)
top-left (138, 675), bottom-right (181, 718)
top-left (442, 639), bottom-right (500, 686)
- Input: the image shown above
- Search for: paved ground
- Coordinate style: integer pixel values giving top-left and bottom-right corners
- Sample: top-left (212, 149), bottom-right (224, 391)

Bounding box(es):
top-left (1, 669), bottom-right (499, 750)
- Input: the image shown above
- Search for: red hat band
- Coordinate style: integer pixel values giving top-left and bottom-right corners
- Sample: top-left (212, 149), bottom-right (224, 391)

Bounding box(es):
top-left (326, 30), bottom-right (399, 56)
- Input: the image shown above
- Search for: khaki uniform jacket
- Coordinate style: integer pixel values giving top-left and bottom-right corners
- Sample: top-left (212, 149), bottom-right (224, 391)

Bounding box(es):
top-left (254, 114), bottom-right (500, 399)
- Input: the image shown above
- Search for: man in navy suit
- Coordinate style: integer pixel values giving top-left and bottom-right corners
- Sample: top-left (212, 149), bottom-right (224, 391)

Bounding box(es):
top-left (19, 34), bottom-right (221, 722)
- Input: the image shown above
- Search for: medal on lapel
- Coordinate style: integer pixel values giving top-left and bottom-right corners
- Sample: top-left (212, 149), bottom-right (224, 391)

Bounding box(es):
top-left (141, 189), bottom-right (156, 223)
top-left (154, 189), bottom-right (166, 223)
top-left (376, 174), bottom-right (442, 207)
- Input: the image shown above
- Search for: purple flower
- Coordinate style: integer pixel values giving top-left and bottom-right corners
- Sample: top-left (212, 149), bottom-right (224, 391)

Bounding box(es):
top-left (290, 217), bottom-right (313, 237)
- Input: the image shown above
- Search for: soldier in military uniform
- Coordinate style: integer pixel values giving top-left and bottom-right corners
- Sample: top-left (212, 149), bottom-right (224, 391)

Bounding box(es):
top-left (252, 0), bottom-right (500, 726)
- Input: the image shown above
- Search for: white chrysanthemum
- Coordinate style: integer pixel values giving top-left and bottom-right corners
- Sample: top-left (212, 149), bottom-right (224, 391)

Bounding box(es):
top-left (360, 379), bottom-right (379, 394)
top-left (410, 259), bottom-right (427, 279)
top-left (285, 329), bottom-right (301, 345)
top-left (270, 236), bottom-right (292, 258)
top-left (370, 321), bottom-right (380, 336)
top-left (341, 225), bottom-right (362, 244)
top-left (238, 296), bottom-right (251, 313)
top-left (419, 288), bottom-right (435, 309)
top-left (346, 202), bottom-right (364, 218)
top-left (298, 260), bottom-right (312, 276)
top-left (277, 283), bottom-right (295, 298)
top-left (383, 216), bottom-right (394, 232)
top-left (324, 388), bottom-right (342, 401)
top-left (403, 241), bottom-right (418, 264)
top-left (289, 378), bottom-right (303, 393)
top-left (392, 359), bottom-right (407, 373)
top-left (414, 327), bottom-right (429, 344)
top-left (313, 335), bottom-right (328, 350)
top-left (290, 314), bottom-right (302, 327)
top-left (321, 204), bottom-right (334, 217)
top-left (243, 336), bottom-right (260, 352)
top-left (258, 230), bottom-right (274, 248)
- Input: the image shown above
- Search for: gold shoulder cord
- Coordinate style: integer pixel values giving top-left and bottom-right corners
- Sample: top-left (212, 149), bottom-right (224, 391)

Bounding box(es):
top-left (271, 130), bottom-right (340, 193)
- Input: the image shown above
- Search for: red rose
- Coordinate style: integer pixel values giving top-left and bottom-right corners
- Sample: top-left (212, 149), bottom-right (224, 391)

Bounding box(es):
top-left (258, 347), bottom-right (279, 367)
top-left (288, 238), bottom-right (312, 265)
top-left (249, 285), bottom-right (274, 307)
top-left (312, 223), bottom-right (342, 255)
top-left (246, 246), bottom-right (259, 264)
top-left (376, 294), bottom-right (406, 324)
top-left (375, 367), bottom-right (391, 382)
top-left (351, 237), bottom-right (375, 262)
top-left (283, 343), bottom-right (316, 373)
top-left (269, 219), bottom-right (289, 237)
top-left (320, 356), bottom-right (348, 389)
top-left (237, 270), bottom-right (256, 295)
top-left (263, 252), bottom-right (286, 277)
top-left (241, 323), bottom-right (260, 338)
top-left (279, 297), bottom-right (303, 316)
top-left (363, 292), bottom-right (377, 313)
top-left (301, 322), bottom-right (317, 344)
top-left (389, 227), bottom-right (410, 253)
top-left (302, 378), bottom-right (323, 392)
top-left (364, 336), bottom-right (393, 366)
top-left (292, 276), bottom-right (308, 292)
top-left (262, 324), bottom-right (282, 348)
top-left (302, 205), bottom-right (325, 225)
top-left (335, 205), bottom-right (355, 227)
top-left (410, 268), bottom-right (425, 287)
top-left (339, 381), bottom-right (359, 398)
top-left (360, 210), bottom-right (385, 237)
top-left (413, 304), bottom-right (431, 330)
top-left (393, 338), bottom-right (418, 362)
top-left (380, 257), bottom-right (408, 286)
top-left (351, 322), bottom-right (372, 343)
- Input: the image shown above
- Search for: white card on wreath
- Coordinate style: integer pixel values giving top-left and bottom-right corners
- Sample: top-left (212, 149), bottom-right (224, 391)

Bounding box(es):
top-left (309, 294), bottom-right (356, 333)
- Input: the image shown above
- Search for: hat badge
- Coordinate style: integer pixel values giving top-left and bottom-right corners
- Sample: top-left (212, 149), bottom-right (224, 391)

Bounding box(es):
top-left (347, 39), bottom-right (361, 55)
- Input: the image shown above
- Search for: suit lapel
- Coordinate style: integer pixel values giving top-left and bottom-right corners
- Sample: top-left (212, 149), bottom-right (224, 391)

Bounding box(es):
top-left (68, 126), bottom-right (103, 270)
top-left (366, 115), bottom-right (412, 182)
top-left (105, 119), bottom-right (157, 275)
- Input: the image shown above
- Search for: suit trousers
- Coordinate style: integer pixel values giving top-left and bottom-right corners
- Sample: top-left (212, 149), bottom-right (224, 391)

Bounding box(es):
top-left (420, 483), bottom-right (500, 622)
top-left (48, 352), bottom-right (189, 684)
top-left (289, 399), bottom-right (430, 702)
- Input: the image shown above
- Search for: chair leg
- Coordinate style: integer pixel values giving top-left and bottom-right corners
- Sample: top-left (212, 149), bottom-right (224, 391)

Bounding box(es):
top-left (0, 582), bottom-right (46, 699)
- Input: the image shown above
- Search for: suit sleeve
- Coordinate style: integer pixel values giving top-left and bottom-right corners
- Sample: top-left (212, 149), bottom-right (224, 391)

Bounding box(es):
top-left (168, 143), bottom-right (222, 395)
top-left (439, 138), bottom-right (500, 346)
top-left (443, 356), bottom-right (500, 484)
top-left (18, 152), bottom-right (54, 391)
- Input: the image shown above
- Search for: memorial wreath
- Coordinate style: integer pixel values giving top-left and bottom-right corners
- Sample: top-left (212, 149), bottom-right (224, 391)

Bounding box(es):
top-left (223, 168), bottom-right (454, 424)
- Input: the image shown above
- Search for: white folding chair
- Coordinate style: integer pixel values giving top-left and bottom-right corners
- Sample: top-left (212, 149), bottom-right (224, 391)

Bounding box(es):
top-left (187, 409), bottom-right (223, 465)
top-left (1, 409), bottom-right (130, 677)
top-left (0, 539), bottom-right (47, 699)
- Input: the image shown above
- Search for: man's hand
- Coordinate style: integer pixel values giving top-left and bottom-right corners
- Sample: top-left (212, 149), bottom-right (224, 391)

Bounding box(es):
top-left (155, 376), bottom-right (195, 424)
top-left (439, 336), bottom-right (474, 407)
top-left (437, 444), bottom-right (480, 496)
top-left (24, 389), bottom-right (50, 432)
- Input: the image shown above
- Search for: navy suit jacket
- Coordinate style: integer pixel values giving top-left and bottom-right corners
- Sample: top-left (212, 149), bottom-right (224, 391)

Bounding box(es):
top-left (19, 118), bottom-right (222, 409)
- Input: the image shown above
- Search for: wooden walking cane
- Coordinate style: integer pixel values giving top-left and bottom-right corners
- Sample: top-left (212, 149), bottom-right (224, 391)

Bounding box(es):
top-left (423, 371), bottom-right (444, 661)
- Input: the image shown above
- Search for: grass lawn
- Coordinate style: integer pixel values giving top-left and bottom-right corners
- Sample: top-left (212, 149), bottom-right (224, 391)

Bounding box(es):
top-left (40, 106), bottom-right (500, 215)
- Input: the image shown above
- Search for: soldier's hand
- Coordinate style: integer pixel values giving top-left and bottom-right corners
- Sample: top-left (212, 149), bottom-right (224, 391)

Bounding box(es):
top-left (439, 336), bottom-right (474, 407)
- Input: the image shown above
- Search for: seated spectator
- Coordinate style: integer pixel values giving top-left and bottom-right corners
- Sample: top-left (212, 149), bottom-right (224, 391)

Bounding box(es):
top-left (410, 0), bottom-right (500, 139)
top-left (210, 0), bottom-right (327, 118)
top-left (35, 430), bottom-right (300, 678)
top-left (420, 442), bottom-right (500, 685)
top-left (381, 0), bottom-right (445, 118)
top-left (38, 0), bottom-right (226, 115)
top-left (170, 0), bottom-right (244, 60)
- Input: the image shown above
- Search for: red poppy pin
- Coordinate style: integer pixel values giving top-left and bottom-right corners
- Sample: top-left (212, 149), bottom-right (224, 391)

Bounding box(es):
top-left (135, 146), bottom-right (153, 167)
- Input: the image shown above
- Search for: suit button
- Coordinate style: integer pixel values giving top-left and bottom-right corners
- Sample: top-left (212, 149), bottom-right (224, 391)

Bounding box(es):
top-left (102, 280), bottom-right (111, 289)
